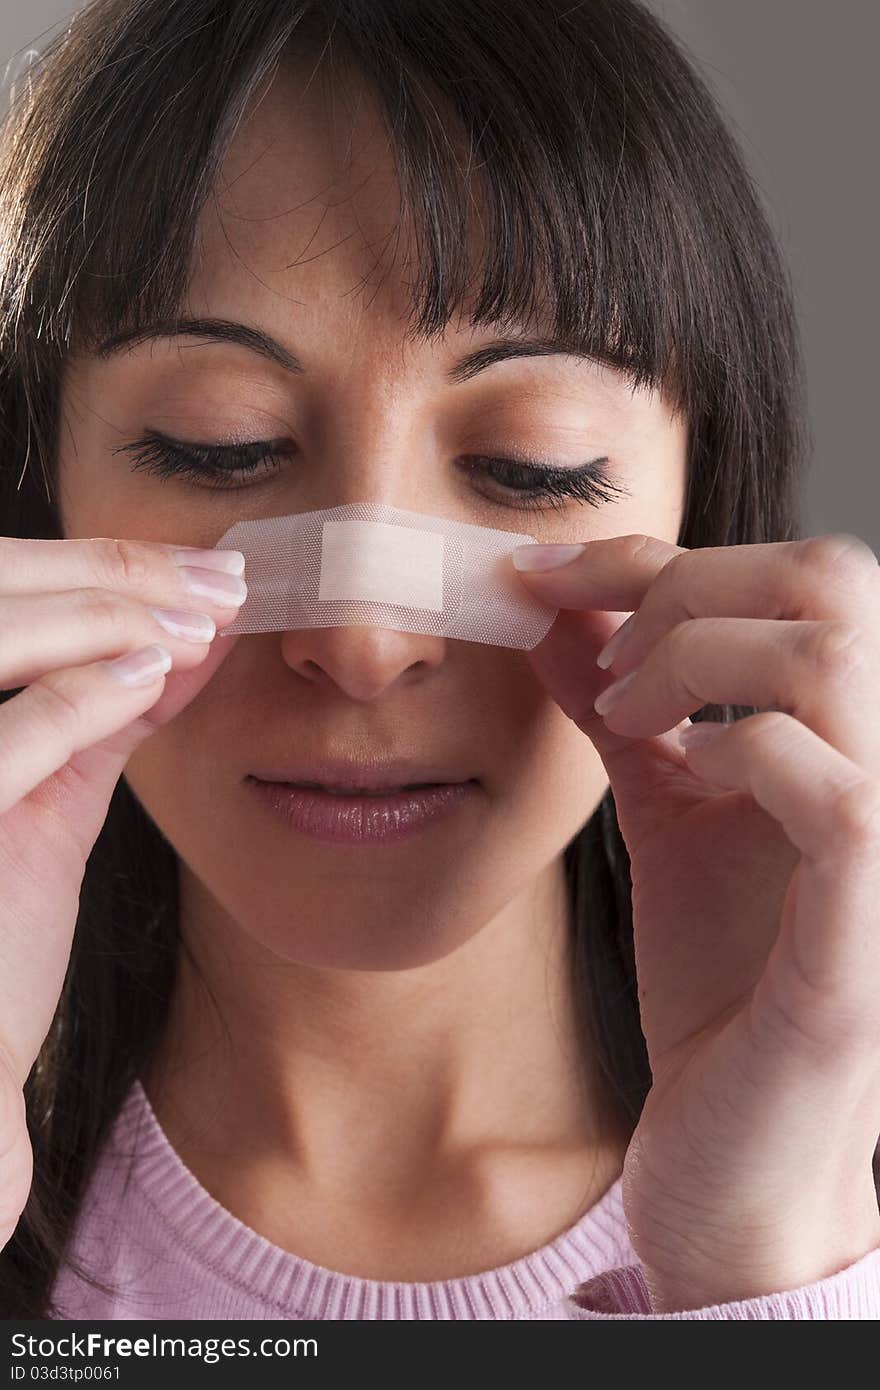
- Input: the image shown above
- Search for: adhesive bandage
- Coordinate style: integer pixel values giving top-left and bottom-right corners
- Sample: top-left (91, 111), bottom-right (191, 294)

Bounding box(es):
top-left (213, 502), bottom-right (558, 650)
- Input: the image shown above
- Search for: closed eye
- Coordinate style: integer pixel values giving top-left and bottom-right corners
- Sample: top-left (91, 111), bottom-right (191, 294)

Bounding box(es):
top-left (112, 430), bottom-right (631, 512)
top-left (457, 453), bottom-right (630, 511)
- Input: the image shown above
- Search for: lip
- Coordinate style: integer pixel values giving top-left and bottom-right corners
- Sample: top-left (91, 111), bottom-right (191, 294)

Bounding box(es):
top-left (246, 758), bottom-right (475, 793)
top-left (246, 778), bottom-right (480, 844)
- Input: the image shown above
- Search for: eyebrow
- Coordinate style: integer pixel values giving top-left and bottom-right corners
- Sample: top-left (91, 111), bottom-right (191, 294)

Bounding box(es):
top-left (94, 316), bottom-right (599, 386)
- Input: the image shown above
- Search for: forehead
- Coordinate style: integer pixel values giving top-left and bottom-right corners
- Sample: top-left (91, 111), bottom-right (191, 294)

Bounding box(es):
top-left (122, 57), bottom-right (678, 431)
top-left (183, 61), bottom-right (637, 404)
top-left (191, 56), bottom-right (456, 333)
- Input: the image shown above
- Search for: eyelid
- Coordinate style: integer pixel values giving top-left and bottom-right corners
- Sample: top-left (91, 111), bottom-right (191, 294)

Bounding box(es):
top-left (462, 453), bottom-right (630, 511)
top-left (113, 430), bottom-right (630, 511)
top-left (461, 450), bottom-right (609, 474)
top-left (464, 458), bottom-right (606, 480)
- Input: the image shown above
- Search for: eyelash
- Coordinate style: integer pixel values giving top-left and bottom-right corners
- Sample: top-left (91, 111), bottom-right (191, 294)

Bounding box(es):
top-left (112, 431), bottom-right (630, 512)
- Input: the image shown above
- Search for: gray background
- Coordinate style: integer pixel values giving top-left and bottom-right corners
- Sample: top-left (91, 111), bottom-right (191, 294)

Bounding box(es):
top-left (2, 2), bottom-right (877, 550)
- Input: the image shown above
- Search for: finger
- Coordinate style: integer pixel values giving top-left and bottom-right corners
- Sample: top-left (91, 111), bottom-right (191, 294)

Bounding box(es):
top-left (526, 607), bottom-right (695, 766)
top-left (0, 534), bottom-right (246, 596)
top-left (57, 633), bottom-right (241, 784)
top-left (94, 631), bottom-right (241, 743)
top-left (18, 635), bottom-right (241, 862)
top-left (513, 532), bottom-right (686, 615)
top-left (0, 587), bottom-right (220, 689)
top-left (527, 609), bottom-right (731, 854)
top-left (675, 710), bottom-right (880, 1043)
top-left (515, 532), bottom-right (879, 680)
top-left (590, 616), bottom-right (879, 775)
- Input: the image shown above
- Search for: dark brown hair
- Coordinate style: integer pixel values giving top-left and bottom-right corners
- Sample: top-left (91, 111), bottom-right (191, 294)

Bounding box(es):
top-left (0, 0), bottom-right (821, 1316)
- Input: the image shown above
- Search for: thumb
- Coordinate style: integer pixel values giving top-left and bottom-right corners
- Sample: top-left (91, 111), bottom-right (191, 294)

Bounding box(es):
top-left (526, 608), bottom-right (695, 808)
top-left (48, 635), bottom-right (240, 857)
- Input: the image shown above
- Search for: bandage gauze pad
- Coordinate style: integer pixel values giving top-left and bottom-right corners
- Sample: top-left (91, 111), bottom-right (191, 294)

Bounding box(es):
top-left (213, 502), bottom-right (558, 650)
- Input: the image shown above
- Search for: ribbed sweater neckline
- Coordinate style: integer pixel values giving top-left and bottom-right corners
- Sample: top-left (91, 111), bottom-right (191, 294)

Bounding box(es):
top-left (119, 1078), bottom-right (630, 1319)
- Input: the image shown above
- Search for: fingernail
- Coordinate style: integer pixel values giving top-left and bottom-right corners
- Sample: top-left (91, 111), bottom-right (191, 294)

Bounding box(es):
top-left (596, 613), bottom-right (636, 670)
top-left (148, 606), bottom-right (217, 643)
top-left (678, 720), bottom-right (728, 749)
top-left (593, 668), bottom-right (639, 716)
top-left (178, 568), bottom-right (248, 606)
top-left (512, 543), bottom-right (585, 572)
top-left (170, 547), bottom-right (246, 576)
top-left (104, 644), bottom-right (172, 687)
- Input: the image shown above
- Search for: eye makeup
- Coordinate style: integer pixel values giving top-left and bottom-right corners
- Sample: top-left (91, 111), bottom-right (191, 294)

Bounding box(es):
top-left (112, 429), bottom-right (631, 513)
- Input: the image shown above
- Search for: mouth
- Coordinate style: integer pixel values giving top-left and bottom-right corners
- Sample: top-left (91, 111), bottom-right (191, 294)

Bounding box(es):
top-left (273, 781), bottom-right (447, 796)
top-left (246, 760), bottom-right (476, 795)
top-left (245, 766), bottom-right (481, 844)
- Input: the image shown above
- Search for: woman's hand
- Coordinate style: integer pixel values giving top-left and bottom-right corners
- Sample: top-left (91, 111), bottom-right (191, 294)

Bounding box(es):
top-left (513, 531), bottom-right (880, 1312)
top-left (0, 535), bottom-right (245, 1247)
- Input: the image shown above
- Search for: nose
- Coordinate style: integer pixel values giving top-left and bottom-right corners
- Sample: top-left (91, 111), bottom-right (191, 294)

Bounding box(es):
top-left (279, 623), bottom-right (447, 702)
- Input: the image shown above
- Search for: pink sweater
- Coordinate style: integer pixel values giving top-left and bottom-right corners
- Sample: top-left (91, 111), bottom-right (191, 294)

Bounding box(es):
top-left (49, 1079), bottom-right (880, 1319)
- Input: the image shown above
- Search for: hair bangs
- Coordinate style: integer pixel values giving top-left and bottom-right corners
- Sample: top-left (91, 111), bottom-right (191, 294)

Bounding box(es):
top-left (0, 0), bottom-right (708, 419)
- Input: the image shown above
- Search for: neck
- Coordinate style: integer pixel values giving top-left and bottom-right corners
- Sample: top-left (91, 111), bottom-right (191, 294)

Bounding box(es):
top-left (143, 855), bottom-right (628, 1221)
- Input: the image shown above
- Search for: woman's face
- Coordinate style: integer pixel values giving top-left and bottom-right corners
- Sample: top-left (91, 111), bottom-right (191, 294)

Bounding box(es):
top-left (56, 61), bottom-right (687, 970)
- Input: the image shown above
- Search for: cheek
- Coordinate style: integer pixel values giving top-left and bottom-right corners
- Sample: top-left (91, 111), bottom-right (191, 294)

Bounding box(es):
top-left (626, 420), bottom-right (689, 544)
top-left (632, 474), bottom-right (687, 545)
top-left (487, 656), bottom-right (608, 841)
top-left (508, 704), bottom-right (607, 831)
